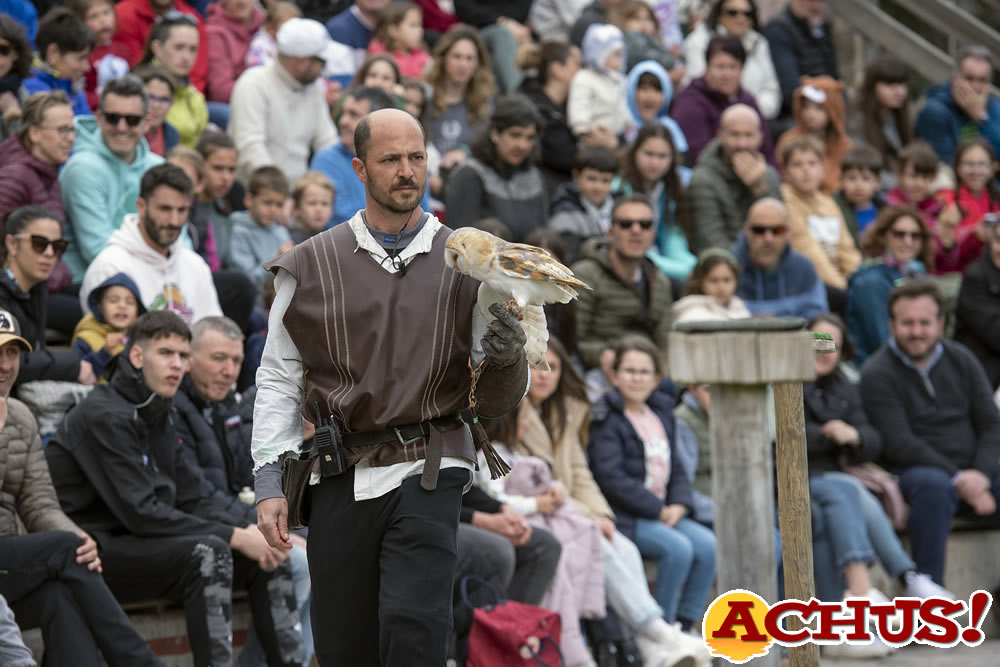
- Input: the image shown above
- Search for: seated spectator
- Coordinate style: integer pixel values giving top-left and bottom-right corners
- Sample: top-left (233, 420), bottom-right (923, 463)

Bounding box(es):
top-left (0, 0), bottom-right (37, 45)
top-left (847, 205), bottom-right (932, 366)
top-left (0, 206), bottom-right (93, 386)
top-left (915, 46), bottom-right (1000, 165)
top-left (204, 0), bottom-right (266, 105)
top-left (775, 76), bottom-right (851, 195)
top-left (517, 40), bottom-right (589, 193)
top-left (567, 24), bottom-right (630, 140)
top-left (779, 135), bottom-right (860, 313)
top-left (608, 0), bottom-right (682, 87)
top-left (80, 164), bottom-right (222, 325)
top-left (833, 144), bottom-right (886, 248)
top-left (806, 313), bottom-right (952, 611)
top-left (614, 123), bottom-right (696, 282)
top-left (762, 0), bottom-right (838, 122)
top-left (529, 0), bottom-right (591, 42)
top-left (228, 166), bottom-right (293, 286)
top-left (0, 309), bottom-right (162, 667)
top-left (732, 197), bottom-right (828, 318)
top-left (195, 130), bottom-right (239, 264)
top-left (70, 0), bottom-right (130, 113)
top-left (291, 171), bottom-right (335, 244)
top-left (568, 0), bottom-right (617, 46)
top-left (138, 13), bottom-right (207, 148)
top-left (860, 280), bottom-right (1000, 585)
top-left (589, 336), bottom-right (717, 637)
top-left (22, 9), bottom-right (94, 118)
top-left (847, 55), bottom-right (912, 183)
top-left (310, 86), bottom-right (417, 226)
top-left (671, 35), bottom-right (776, 168)
top-left (425, 25), bottom-right (496, 173)
top-left (955, 219), bottom-right (1000, 390)
top-left (445, 94), bottom-right (547, 240)
top-left (132, 65), bottom-right (179, 157)
top-left (46, 310), bottom-right (304, 666)
top-left (934, 138), bottom-right (1000, 274)
top-left (71, 272), bottom-right (144, 379)
top-left (325, 0), bottom-right (389, 73)
top-left (455, 0), bottom-right (532, 94)
top-left (547, 145), bottom-right (617, 260)
top-left (176, 316), bottom-right (314, 664)
top-left (522, 337), bottom-right (712, 666)
top-left (167, 145), bottom-right (220, 270)
top-left (60, 75), bottom-right (164, 282)
top-left (689, 103), bottom-right (781, 252)
top-left (672, 383), bottom-right (714, 525)
top-left (0, 15), bottom-right (32, 140)
top-left (114, 0), bottom-right (208, 93)
top-left (571, 194), bottom-right (673, 373)
top-left (245, 1), bottom-right (302, 70)
top-left (672, 248), bottom-right (750, 323)
top-left (368, 2), bottom-right (430, 80)
top-left (624, 59), bottom-right (687, 152)
top-left (350, 53), bottom-right (401, 95)
top-left (229, 17), bottom-right (338, 185)
top-left (683, 0), bottom-right (781, 120)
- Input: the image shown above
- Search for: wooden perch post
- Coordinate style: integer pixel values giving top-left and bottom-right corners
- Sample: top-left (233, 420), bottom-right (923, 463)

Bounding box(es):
top-left (669, 319), bottom-right (823, 667)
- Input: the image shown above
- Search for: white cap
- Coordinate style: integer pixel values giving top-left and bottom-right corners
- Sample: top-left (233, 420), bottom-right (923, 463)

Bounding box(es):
top-left (801, 84), bottom-right (827, 104)
top-left (276, 18), bottom-right (332, 59)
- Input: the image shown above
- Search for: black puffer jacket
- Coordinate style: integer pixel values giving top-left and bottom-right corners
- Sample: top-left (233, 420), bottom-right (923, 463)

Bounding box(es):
top-left (0, 272), bottom-right (79, 384)
top-left (803, 369), bottom-right (882, 475)
top-left (955, 248), bottom-right (1000, 389)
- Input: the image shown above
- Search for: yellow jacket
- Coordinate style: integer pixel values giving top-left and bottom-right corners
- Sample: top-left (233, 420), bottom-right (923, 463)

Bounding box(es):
top-left (166, 83), bottom-right (209, 148)
top-left (782, 183), bottom-right (861, 290)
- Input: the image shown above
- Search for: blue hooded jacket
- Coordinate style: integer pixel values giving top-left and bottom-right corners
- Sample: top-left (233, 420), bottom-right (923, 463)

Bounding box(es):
top-left (732, 233), bottom-right (828, 320)
top-left (915, 81), bottom-right (1000, 165)
top-left (625, 60), bottom-right (688, 154)
top-left (72, 272), bottom-right (146, 378)
top-left (23, 65), bottom-right (91, 117)
top-left (846, 258), bottom-right (925, 366)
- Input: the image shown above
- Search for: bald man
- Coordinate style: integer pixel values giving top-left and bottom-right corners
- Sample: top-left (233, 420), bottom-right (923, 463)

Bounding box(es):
top-left (690, 104), bottom-right (783, 252)
top-left (733, 197), bottom-right (828, 319)
top-left (252, 108), bottom-right (530, 664)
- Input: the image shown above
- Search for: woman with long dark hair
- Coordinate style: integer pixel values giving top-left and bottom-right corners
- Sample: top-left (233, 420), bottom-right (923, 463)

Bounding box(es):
top-left (848, 56), bottom-right (913, 181)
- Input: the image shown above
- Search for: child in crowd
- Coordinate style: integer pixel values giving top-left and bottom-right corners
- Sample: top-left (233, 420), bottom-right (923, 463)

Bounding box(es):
top-left (69, 0), bottom-right (129, 111)
top-left (23, 8), bottom-right (94, 116)
top-left (624, 59), bottom-right (687, 152)
top-left (228, 165), bottom-right (293, 286)
top-left (352, 54), bottom-right (402, 96)
top-left (134, 65), bottom-right (179, 156)
top-left (775, 76), bottom-right (852, 195)
top-left (167, 145), bottom-right (220, 271)
top-left (368, 2), bottom-right (430, 80)
top-left (934, 137), bottom-right (1000, 273)
top-left (568, 23), bottom-right (630, 139)
top-left (886, 140), bottom-right (942, 224)
top-left (245, 1), bottom-right (301, 69)
top-left (196, 130), bottom-right (240, 266)
top-left (834, 144), bottom-right (886, 247)
top-left (291, 171), bottom-right (335, 244)
top-left (547, 146), bottom-right (617, 260)
top-left (780, 136), bottom-right (860, 311)
top-left (672, 248), bottom-right (750, 323)
top-left (71, 272), bottom-right (144, 379)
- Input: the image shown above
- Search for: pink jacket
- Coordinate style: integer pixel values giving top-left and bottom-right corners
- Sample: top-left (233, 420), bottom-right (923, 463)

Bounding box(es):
top-left (204, 4), bottom-right (266, 103)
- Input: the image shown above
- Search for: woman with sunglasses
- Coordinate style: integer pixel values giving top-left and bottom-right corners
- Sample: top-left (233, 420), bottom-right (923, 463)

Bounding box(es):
top-left (0, 205), bottom-right (96, 385)
top-left (682, 0), bottom-right (781, 120)
top-left (846, 205), bottom-right (933, 366)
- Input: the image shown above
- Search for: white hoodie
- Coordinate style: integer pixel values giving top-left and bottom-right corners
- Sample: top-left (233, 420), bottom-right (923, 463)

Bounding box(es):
top-left (80, 214), bottom-right (222, 325)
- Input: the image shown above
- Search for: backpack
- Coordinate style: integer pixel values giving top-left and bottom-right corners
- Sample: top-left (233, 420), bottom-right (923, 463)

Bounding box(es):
top-left (583, 609), bottom-right (643, 667)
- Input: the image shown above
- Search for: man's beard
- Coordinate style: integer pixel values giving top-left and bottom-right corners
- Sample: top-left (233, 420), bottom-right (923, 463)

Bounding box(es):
top-left (370, 177), bottom-right (424, 214)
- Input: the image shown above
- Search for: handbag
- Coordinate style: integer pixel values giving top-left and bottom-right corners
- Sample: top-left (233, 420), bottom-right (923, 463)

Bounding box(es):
top-left (282, 452), bottom-right (317, 530)
top-left (462, 575), bottom-right (565, 667)
top-left (839, 458), bottom-right (909, 531)
top-left (582, 610), bottom-right (643, 667)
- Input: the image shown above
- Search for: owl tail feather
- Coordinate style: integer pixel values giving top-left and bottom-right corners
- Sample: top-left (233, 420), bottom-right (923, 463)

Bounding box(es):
top-left (527, 347), bottom-right (551, 371)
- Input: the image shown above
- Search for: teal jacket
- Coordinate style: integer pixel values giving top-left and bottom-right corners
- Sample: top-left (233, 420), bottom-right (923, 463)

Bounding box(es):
top-left (59, 115), bottom-right (164, 281)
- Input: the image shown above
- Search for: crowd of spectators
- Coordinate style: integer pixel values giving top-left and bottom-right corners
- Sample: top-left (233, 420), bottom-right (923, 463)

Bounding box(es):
top-left (0, 0), bottom-right (999, 664)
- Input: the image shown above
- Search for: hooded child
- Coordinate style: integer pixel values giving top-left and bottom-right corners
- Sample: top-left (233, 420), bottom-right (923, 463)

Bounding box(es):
top-left (775, 76), bottom-right (852, 195)
top-left (567, 23), bottom-right (631, 138)
top-left (71, 271), bottom-right (146, 378)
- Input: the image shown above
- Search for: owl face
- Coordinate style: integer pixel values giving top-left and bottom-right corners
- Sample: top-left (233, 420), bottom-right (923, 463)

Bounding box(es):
top-left (444, 228), bottom-right (494, 277)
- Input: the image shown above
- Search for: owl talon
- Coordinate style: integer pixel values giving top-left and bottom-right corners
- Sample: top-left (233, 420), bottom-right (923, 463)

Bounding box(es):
top-left (505, 299), bottom-right (524, 321)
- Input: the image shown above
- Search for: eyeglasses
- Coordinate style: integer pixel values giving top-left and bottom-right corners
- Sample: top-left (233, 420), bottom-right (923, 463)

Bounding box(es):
top-left (614, 218), bottom-right (654, 230)
top-left (38, 124), bottom-right (75, 138)
top-left (0, 43), bottom-right (14, 57)
top-left (723, 8), bottom-right (755, 19)
top-left (889, 229), bottom-right (923, 241)
top-left (149, 95), bottom-right (173, 106)
top-left (748, 224), bottom-right (787, 237)
top-left (101, 110), bottom-right (144, 128)
top-left (13, 234), bottom-right (69, 257)
top-left (620, 367), bottom-right (655, 378)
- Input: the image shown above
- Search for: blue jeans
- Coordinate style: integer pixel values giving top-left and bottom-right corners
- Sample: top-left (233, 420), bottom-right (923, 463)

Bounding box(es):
top-left (239, 543), bottom-right (313, 667)
top-left (898, 465), bottom-right (1000, 585)
top-left (809, 475), bottom-right (876, 571)
top-left (633, 517), bottom-right (716, 622)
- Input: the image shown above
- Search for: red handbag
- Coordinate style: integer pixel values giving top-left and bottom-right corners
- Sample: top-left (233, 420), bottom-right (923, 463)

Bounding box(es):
top-left (462, 575), bottom-right (565, 667)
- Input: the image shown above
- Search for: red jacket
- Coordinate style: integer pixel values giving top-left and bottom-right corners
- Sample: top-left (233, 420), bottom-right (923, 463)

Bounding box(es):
top-left (204, 3), bottom-right (265, 103)
top-left (113, 0), bottom-right (208, 93)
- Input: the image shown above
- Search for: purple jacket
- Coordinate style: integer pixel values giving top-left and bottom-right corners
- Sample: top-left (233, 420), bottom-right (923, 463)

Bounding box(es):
top-left (670, 76), bottom-right (778, 169)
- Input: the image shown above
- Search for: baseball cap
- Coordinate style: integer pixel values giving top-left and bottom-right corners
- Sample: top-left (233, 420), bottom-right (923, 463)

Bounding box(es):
top-left (0, 309), bottom-right (31, 352)
top-left (277, 18), bottom-right (333, 59)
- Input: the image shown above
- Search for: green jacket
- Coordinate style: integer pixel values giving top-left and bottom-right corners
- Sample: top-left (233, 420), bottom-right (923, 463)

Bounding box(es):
top-left (570, 238), bottom-right (673, 370)
top-left (689, 138), bottom-right (782, 252)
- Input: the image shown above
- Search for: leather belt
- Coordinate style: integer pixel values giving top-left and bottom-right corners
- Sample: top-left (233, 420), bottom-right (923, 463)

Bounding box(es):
top-left (341, 421), bottom-right (432, 449)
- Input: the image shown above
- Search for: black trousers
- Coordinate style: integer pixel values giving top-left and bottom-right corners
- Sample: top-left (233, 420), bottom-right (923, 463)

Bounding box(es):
top-left (0, 531), bottom-right (161, 667)
top-left (307, 467), bottom-right (468, 666)
top-left (98, 532), bottom-right (303, 667)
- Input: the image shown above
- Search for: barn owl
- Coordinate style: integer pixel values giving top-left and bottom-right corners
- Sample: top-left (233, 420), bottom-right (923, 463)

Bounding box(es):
top-left (444, 228), bottom-right (591, 370)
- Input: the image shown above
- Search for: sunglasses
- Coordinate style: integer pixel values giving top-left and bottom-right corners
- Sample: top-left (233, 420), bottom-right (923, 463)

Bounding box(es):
top-left (14, 234), bottom-right (69, 257)
top-left (0, 43), bottom-right (13, 57)
top-left (614, 218), bottom-right (654, 230)
top-left (101, 110), bottom-right (144, 128)
top-left (749, 224), bottom-right (787, 237)
top-left (889, 229), bottom-right (923, 241)
top-left (723, 8), bottom-right (754, 18)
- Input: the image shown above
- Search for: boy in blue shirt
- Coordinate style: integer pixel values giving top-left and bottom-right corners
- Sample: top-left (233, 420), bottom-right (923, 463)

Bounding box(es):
top-left (228, 166), bottom-right (293, 287)
top-left (834, 143), bottom-right (886, 247)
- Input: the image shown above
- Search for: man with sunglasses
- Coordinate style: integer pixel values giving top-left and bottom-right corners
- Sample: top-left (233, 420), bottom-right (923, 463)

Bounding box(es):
top-left (572, 193), bottom-right (674, 378)
top-left (732, 196), bottom-right (828, 320)
top-left (916, 45), bottom-right (1000, 165)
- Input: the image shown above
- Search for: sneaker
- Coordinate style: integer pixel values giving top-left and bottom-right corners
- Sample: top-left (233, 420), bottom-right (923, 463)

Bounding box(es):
top-left (645, 618), bottom-right (712, 666)
top-left (844, 588), bottom-right (900, 630)
top-left (635, 635), bottom-right (673, 667)
top-left (902, 571), bottom-right (954, 599)
top-left (822, 636), bottom-right (894, 659)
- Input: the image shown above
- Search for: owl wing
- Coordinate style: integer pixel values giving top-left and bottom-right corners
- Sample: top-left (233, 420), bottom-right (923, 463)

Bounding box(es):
top-left (493, 245), bottom-right (591, 291)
